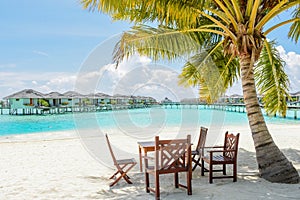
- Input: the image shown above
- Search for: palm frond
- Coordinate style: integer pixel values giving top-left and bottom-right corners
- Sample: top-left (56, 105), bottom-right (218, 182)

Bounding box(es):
top-left (212, 0), bottom-right (238, 31)
top-left (255, 40), bottom-right (290, 116)
top-left (231, 0), bottom-right (243, 23)
top-left (256, 1), bottom-right (300, 30)
top-left (245, 0), bottom-right (254, 18)
top-left (81, 0), bottom-right (209, 27)
top-left (288, 5), bottom-right (300, 43)
top-left (248, 0), bottom-right (261, 34)
top-left (113, 24), bottom-right (221, 65)
top-left (178, 43), bottom-right (240, 103)
top-left (264, 18), bottom-right (300, 35)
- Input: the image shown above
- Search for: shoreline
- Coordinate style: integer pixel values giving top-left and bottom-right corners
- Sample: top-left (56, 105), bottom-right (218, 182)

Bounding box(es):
top-left (1, 123), bottom-right (300, 150)
top-left (1, 124), bottom-right (299, 199)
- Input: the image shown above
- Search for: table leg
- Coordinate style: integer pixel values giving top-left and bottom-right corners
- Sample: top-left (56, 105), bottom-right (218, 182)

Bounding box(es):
top-left (139, 145), bottom-right (143, 172)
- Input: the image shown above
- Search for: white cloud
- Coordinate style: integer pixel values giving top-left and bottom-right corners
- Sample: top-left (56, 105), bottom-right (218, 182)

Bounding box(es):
top-left (33, 50), bottom-right (49, 57)
top-left (72, 54), bottom-right (197, 101)
top-left (75, 54), bottom-right (153, 95)
top-left (0, 63), bottom-right (17, 69)
top-left (0, 72), bottom-right (76, 99)
top-left (277, 45), bottom-right (300, 93)
top-left (3, 46), bottom-right (298, 101)
top-left (227, 46), bottom-right (300, 95)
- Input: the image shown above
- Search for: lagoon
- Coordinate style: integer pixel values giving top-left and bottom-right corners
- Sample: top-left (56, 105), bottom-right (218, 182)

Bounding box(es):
top-left (0, 106), bottom-right (299, 136)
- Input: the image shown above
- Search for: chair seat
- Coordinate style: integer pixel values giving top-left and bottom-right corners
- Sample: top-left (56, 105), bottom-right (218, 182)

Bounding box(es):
top-left (191, 150), bottom-right (199, 155)
top-left (203, 155), bottom-right (234, 164)
top-left (116, 158), bottom-right (136, 165)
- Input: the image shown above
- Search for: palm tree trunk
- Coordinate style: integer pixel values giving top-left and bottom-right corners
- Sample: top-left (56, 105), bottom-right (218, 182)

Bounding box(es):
top-left (240, 54), bottom-right (299, 183)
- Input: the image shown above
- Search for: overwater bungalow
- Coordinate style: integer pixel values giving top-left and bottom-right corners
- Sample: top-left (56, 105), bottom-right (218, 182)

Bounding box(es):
top-left (4, 89), bottom-right (44, 109)
top-left (44, 92), bottom-right (65, 107)
top-left (290, 92), bottom-right (300, 105)
top-left (62, 91), bottom-right (83, 106)
top-left (227, 94), bottom-right (244, 104)
top-left (2, 89), bottom-right (157, 115)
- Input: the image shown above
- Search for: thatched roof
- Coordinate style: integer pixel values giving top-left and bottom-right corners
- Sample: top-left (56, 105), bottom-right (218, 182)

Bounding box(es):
top-left (113, 94), bottom-right (131, 98)
top-left (229, 94), bottom-right (243, 98)
top-left (44, 92), bottom-right (65, 98)
top-left (4, 89), bottom-right (157, 102)
top-left (85, 93), bottom-right (112, 99)
top-left (4, 89), bottom-right (44, 99)
top-left (63, 91), bottom-right (83, 98)
top-left (291, 91), bottom-right (300, 96)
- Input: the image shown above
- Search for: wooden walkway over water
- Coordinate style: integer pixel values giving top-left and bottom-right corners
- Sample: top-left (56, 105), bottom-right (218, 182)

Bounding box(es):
top-left (1, 102), bottom-right (300, 120)
top-left (0, 104), bottom-right (153, 115)
top-left (162, 102), bottom-right (300, 120)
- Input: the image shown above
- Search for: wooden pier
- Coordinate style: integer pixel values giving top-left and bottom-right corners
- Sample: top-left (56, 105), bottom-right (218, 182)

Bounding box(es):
top-left (1, 102), bottom-right (300, 120)
top-left (0, 104), bottom-right (153, 115)
top-left (162, 102), bottom-right (300, 120)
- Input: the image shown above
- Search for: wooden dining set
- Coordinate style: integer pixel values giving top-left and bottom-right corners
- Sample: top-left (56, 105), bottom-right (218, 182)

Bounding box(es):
top-left (105, 127), bottom-right (240, 200)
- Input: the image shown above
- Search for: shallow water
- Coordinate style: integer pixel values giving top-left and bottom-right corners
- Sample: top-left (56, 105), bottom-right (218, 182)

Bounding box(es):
top-left (0, 106), bottom-right (298, 136)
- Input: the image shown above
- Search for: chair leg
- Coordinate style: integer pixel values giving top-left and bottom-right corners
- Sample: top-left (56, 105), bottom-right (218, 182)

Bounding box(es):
top-left (174, 172), bottom-right (179, 188)
top-left (201, 159), bottom-right (205, 176)
top-left (223, 164), bottom-right (226, 175)
top-left (110, 174), bottom-right (122, 187)
top-left (233, 163), bottom-right (237, 182)
top-left (155, 173), bottom-right (160, 200)
top-left (187, 168), bottom-right (192, 195)
top-left (110, 168), bottom-right (122, 179)
top-left (122, 172), bottom-right (133, 184)
top-left (145, 172), bottom-right (150, 193)
top-left (192, 155), bottom-right (200, 171)
top-left (109, 170), bottom-right (133, 187)
top-left (110, 163), bottom-right (130, 179)
top-left (209, 163), bottom-right (213, 184)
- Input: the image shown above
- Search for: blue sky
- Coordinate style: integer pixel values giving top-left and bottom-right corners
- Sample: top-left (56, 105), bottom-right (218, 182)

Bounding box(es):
top-left (1, 0), bottom-right (300, 100)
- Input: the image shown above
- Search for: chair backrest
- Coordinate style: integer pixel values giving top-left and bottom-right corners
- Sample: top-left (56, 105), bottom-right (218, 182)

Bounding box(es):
top-left (154, 135), bottom-right (191, 172)
top-left (195, 127), bottom-right (208, 156)
top-left (105, 134), bottom-right (118, 166)
top-left (223, 132), bottom-right (240, 160)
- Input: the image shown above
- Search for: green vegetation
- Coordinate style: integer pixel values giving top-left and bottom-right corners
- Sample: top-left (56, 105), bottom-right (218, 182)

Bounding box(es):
top-left (82, 98), bottom-right (91, 105)
top-left (38, 99), bottom-right (50, 107)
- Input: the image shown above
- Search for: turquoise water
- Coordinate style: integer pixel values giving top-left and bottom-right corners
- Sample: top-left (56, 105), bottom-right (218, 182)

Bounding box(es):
top-left (0, 107), bottom-right (298, 136)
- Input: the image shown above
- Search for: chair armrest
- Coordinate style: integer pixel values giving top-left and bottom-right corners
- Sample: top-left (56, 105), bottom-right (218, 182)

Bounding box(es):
top-left (208, 149), bottom-right (236, 153)
top-left (143, 156), bottom-right (154, 160)
top-left (203, 145), bottom-right (223, 149)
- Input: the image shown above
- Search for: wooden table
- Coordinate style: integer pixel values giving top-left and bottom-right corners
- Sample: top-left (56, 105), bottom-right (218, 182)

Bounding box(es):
top-left (137, 141), bottom-right (155, 172)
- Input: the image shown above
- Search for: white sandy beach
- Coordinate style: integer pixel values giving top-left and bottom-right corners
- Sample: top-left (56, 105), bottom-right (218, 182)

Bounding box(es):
top-left (0, 124), bottom-right (299, 200)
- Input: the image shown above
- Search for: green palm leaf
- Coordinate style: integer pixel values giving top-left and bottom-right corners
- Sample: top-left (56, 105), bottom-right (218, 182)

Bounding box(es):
top-left (113, 24), bottom-right (220, 65)
top-left (288, 5), bottom-right (300, 43)
top-left (179, 43), bottom-right (240, 103)
top-left (255, 40), bottom-right (290, 116)
top-left (82, 0), bottom-right (208, 27)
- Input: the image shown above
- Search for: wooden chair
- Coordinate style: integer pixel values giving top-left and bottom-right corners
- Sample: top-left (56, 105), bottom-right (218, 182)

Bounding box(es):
top-left (202, 132), bottom-right (240, 183)
top-left (191, 127), bottom-right (208, 172)
top-left (105, 134), bottom-right (137, 187)
top-left (144, 135), bottom-right (192, 200)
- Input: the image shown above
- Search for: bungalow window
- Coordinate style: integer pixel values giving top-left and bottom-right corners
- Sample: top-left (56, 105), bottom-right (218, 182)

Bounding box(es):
top-left (16, 99), bottom-right (19, 101)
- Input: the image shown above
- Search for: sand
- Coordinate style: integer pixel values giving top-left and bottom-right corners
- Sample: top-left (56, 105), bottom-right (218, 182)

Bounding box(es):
top-left (0, 124), bottom-right (299, 200)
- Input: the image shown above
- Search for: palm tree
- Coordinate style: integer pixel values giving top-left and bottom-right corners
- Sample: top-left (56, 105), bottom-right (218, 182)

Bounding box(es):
top-left (81, 0), bottom-right (300, 183)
